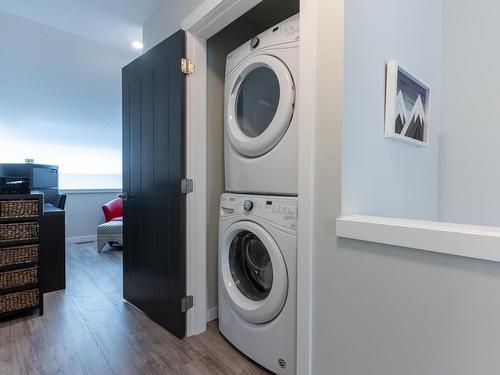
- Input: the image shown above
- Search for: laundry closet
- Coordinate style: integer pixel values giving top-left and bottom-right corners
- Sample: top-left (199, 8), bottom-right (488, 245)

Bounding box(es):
top-left (205, 0), bottom-right (300, 373)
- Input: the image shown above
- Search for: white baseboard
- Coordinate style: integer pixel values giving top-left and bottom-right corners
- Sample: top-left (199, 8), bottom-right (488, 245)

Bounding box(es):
top-left (207, 307), bottom-right (218, 322)
top-left (66, 235), bottom-right (97, 244)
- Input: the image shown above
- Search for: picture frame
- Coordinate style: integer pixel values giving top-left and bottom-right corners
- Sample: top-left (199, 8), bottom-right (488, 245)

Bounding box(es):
top-left (384, 60), bottom-right (431, 147)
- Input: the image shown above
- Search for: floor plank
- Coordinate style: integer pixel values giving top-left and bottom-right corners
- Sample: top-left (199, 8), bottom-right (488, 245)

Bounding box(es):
top-left (0, 242), bottom-right (270, 375)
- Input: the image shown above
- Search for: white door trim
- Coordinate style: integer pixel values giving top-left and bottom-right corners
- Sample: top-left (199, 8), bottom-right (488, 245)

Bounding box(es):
top-left (184, 33), bottom-right (208, 337)
top-left (182, 0), bottom-right (263, 338)
top-left (181, 0), bottom-right (262, 40)
top-left (296, 1), bottom-right (316, 374)
top-left (182, 1), bottom-right (315, 375)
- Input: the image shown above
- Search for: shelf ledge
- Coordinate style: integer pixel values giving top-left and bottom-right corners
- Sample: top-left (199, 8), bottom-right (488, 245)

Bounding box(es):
top-left (336, 215), bottom-right (500, 263)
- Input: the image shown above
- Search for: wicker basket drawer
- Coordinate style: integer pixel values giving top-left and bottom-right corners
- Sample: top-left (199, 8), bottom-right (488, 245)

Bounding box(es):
top-left (0, 245), bottom-right (39, 267)
top-left (0, 223), bottom-right (39, 243)
top-left (0, 288), bottom-right (39, 314)
top-left (0, 200), bottom-right (39, 220)
top-left (0, 267), bottom-right (38, 290)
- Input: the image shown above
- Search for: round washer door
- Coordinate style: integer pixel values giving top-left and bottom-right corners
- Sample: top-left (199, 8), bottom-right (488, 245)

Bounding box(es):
top-left (227, 54), bottom-right (295, 158)
top-left (221, 221), bottom-right (288, 324)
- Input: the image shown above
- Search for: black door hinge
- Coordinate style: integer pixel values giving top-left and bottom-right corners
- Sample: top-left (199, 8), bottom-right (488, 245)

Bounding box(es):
top-left (181, 178), bottom-right (193, 194)
top-left (181, 295), bottom-right (194, 312)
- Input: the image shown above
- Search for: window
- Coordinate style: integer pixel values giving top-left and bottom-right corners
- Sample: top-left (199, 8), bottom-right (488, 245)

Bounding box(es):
top-left (0, 127), bottom-right (122, 190)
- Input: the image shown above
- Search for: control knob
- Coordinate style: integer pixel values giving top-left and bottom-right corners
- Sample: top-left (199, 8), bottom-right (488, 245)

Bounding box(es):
top-left (243, 200), bottom-right (254, 211)
top-left (250, 37), bottom-right (260, 49)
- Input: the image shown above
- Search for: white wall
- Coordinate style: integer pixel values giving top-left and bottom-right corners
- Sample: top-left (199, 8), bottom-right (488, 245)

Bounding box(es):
top-left (342, 0), bottom-right (442, 220)
top-left (142, 0), bottom-right (203, 51)
top-left (440, 0), bottom-right (500, 226)
top-left (313, 1), bottom-right (500, 374)
top-left (64, 191), bottom-right (121, 242)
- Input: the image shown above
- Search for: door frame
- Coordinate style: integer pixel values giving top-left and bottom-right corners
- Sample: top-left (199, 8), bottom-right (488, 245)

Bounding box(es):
top-left (181, 1), bottom-right (316, 374)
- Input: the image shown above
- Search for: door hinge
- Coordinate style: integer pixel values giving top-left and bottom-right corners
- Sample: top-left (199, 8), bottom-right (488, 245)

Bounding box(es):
top-left (181, 295), bottom-right (194, 312)
top-left (181, 178), bottom-right (194, 194)
top-left (181, 58), bottom-right (194, 75)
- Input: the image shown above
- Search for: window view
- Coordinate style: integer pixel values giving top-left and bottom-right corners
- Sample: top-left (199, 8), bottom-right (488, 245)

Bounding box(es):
top-left (0, 128), bottom-right (121, 190)
top-left (0, 7), bottom-right (129, 191)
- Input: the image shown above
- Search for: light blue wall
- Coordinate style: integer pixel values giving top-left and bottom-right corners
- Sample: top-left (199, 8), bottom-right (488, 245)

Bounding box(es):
top-left (143, 0), bottom-right (203, 51)
top-left (0, 10), bottom-right (135, 176)
top-left (440, 0), bottom-right (500, 227)
top-left (64, 191), bottom-right (122, 241)
top-left (313, 1), bottom-right (500, 374)
top-left (341, 0), bottom-right (442, 220)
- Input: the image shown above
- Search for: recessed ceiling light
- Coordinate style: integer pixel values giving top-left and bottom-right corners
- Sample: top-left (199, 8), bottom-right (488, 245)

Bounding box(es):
top-left (131, 41), bottom-right (143, 50)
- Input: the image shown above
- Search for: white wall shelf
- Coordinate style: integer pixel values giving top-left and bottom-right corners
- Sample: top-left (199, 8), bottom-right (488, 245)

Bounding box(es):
top-left (337, 215), bottom-right (500, 263)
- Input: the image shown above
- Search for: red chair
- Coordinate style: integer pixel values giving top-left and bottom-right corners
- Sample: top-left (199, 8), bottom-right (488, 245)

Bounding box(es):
top-left (102, 198), bottom-right (123, 222)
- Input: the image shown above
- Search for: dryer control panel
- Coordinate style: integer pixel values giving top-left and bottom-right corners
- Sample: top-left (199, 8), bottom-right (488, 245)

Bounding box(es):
top-left (226, 13), bottom-right (299, 74)
top-left (220, 194), bottom-right (298, 230)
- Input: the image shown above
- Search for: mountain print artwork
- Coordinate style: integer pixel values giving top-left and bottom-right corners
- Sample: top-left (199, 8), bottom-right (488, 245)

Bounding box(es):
top-left (394, 90), bottom-right (425, 141)
top-left (385, 61), bottom-right (430, 146)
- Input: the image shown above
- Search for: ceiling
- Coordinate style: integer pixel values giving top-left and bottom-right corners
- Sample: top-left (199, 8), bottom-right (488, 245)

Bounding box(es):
top-left (0, 0), bottom-right (164, 52)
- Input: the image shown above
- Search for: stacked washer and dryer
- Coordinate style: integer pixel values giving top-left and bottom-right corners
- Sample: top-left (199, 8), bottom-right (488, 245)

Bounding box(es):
top-left (218, 14), bottom-right (299, 375)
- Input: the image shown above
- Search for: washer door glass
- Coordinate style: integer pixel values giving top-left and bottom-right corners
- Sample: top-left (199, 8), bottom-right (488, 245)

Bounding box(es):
top-left (229, 230), bottom-right (273, 301)
top-left (227, 54), bottom-right (295, 158)
top-left (236, 67), bottom-right (280, 138)
top-left (221, 221), bottom-right (288, 324)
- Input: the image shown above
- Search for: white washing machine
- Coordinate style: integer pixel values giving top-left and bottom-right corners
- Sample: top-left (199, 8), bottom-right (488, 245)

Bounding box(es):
top-left (218, 193), bottom-right (297, 374)
top-left (224, 14), bottom-right (299, 196)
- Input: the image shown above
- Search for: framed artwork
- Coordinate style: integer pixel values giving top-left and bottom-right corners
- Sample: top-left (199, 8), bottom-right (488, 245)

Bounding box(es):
top-left (384, 60), bottom-right (430, 146)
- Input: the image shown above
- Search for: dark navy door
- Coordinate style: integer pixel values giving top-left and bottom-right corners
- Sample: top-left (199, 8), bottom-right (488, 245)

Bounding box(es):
top-left (122, 30), bottom-right (186, 338)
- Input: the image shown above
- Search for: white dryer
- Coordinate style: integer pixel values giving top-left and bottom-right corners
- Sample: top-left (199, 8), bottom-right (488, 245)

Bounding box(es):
top-left (224, 14), bottom-right (299, 196)
top-left (218, 193), bottom-right (297, 374)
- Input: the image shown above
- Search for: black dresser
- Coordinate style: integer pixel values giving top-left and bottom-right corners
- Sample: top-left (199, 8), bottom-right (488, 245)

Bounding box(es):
top-left (40, 203), bottom-right (65, 293)
top-left (0, 194), bottom-right (43, 318)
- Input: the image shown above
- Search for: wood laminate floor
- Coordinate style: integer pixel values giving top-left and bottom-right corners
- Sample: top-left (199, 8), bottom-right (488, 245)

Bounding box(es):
top-left (0, 242), bottom-right (269, 375)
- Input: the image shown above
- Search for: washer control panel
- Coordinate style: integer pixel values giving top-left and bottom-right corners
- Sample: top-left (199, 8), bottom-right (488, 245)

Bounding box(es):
top-left (243, 200), bottom-right (254, 211)
top-left (221, 194), bottom-right (298, 230)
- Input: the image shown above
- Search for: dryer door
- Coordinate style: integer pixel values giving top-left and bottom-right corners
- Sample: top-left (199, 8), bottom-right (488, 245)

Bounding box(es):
top-left (221, 221), bottom-right (288, 324)
top-left (227, 54), bottom-right (295, 158)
